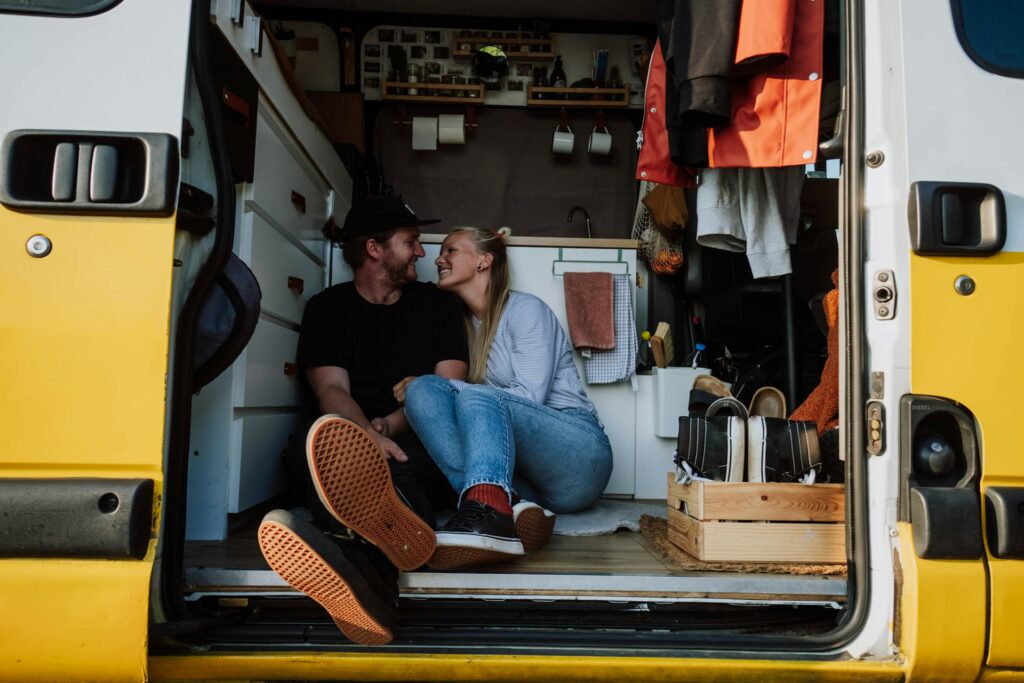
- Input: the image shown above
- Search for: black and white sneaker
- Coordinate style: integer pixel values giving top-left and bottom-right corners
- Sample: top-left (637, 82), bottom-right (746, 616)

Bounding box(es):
top-left (257, 509), bottom-right (397, 646)
top-left (428, 500), bottom-right (525, 570)
top-left (746, 417), bottom-right (822, 483)
top-left (675, 415), bottom-right (746, 482)
top-left (512, 501), bottom-right (556, 553)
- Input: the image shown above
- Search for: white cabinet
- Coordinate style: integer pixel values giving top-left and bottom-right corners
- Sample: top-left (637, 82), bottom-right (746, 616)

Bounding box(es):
top-left (633, 374), bottom-right (677, 500)
top-left (187, 100), bottom-right (344, 540)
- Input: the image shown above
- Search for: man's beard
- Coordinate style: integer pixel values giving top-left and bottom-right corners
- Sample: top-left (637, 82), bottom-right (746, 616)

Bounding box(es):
top-left (382, 253), bottom-right (416, 286)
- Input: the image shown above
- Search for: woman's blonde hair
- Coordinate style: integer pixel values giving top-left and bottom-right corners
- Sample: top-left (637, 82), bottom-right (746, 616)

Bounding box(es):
top-left (448, 227), bottom-right (511, 383)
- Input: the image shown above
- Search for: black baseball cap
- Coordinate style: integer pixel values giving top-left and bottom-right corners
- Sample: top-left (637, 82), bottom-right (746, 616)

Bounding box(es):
top-left (340, 196), bottom-right (440, 242)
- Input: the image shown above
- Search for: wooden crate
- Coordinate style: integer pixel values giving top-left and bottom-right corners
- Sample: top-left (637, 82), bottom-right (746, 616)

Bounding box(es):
top-left (666, 473), bottom-right (845, 522)
top-left (666, 473), bottom-right (846, 564)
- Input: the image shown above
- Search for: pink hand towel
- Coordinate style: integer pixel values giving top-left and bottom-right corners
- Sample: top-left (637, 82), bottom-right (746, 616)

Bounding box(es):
top-left (563, 272), bottom-right (615, 350)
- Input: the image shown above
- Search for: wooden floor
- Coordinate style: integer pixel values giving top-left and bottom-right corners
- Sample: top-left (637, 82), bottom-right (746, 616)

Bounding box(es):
top-left (184, 512), bottom-right (847, 605)
top-left (187, 526), bottom-right (680, 576)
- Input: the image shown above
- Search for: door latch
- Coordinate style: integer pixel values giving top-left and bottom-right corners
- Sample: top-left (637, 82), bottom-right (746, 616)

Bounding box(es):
top-left (873, 270), bottom-right (896, 320)
top-left (866, 401), bottom-right (886, 455)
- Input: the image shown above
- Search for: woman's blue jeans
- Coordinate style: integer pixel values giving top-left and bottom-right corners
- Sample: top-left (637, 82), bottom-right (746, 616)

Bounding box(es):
top-left (404, 375), bottom-right (613, 514)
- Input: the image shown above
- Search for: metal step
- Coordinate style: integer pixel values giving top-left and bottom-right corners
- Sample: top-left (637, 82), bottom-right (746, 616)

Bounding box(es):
top-left (185, 567), bottom-right (846, 608)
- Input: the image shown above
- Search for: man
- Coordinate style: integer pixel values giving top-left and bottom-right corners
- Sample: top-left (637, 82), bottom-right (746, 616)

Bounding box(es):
top-left (257, 196), bottom-right (468, 646)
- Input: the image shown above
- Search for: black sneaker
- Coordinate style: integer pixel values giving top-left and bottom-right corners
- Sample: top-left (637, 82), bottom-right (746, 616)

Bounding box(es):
top-left (305, 415), bottom-right (435, 571)
top-left (746, 417), bottom-right (822, 483)
top-left (428, 500), bottom-right (525, 570)
top-left (257, 509), bottom-right (397, 646)
top-left (675, 415), bottom-right (746, 482)
top-left (512, 501), bottom-right (556, 553)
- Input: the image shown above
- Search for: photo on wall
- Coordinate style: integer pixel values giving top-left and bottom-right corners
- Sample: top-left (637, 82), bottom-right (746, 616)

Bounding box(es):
top-left (401, 30), bottom-right (419, 43)
top-left (377, 28), bottom-right (394, 42)
top-left (364, 77), bottom-right (380, 89)
top-left (364, 61), bottom-right (381, 73)
top-left (364, 43), bottom-right (381, 58)
top-left (514, 63), bottom-right (534, 77)
top-left (411, 45), bottom-right (427, 59)
top-left (424, 30), bottom-right (442, 44)
top-left (433, 46), bottom-right (450, 59)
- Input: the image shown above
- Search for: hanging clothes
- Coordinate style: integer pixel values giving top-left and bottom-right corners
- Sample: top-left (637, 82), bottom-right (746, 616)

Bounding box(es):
top-left (652, 0), bottom-right (825, 169)
top-left (636, 39), bottom-right (697, 188)
top-left (733, 0), bottom-right (797, 75)
top-left (695, 166), bottom-right (805, 278)
top-left (709, 0), bottom-right (825, 168)
top-left (653, 0), bottom-right (741, 128)
top-left (652, 0), bottom-right (740, 167)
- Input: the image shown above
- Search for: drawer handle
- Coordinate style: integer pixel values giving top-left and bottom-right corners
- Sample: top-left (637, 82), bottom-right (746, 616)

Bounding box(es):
top-left (283, 362), bottom-right (298, 376)
top-left (221, 87), bottom-right (250, 126)
top-left (287, 276), bottom-right (304, 294)
top-left (291, 191), bottom-right (307, 213)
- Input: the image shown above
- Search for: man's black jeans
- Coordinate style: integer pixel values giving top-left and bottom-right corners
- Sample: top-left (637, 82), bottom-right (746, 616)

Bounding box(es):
top-left (283, 415), bottom-right (455, 533)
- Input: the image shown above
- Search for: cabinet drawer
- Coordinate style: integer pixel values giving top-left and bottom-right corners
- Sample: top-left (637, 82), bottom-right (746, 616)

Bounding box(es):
top-left (239, 318), bottom-right (301, 408)
top-left (248, 212), bottom-right (322, 325)
top-left (228, 413), bottom-right (298, 513)
top-left (250, 107), bottom-right (328, 241)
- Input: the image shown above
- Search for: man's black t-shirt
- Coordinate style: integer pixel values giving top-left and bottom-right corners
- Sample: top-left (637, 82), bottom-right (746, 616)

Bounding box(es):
top-left (297, 281), bottom-right (468, 420)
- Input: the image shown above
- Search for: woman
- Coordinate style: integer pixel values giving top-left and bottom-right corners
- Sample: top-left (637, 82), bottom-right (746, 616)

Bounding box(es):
top-left (404, 227), bottom-right (613, 569)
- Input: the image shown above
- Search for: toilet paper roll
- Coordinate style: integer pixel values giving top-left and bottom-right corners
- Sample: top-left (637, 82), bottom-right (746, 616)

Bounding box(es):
top-left (438, 114), bottom-right (465, 144)
top-left (412, 116), bottom-right (438, 151)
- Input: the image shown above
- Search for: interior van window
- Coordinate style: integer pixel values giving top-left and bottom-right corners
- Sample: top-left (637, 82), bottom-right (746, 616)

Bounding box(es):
top-left (952, 0), bottom-right (1024, 77)
top-left (0, 0), bottom-right (120, 16)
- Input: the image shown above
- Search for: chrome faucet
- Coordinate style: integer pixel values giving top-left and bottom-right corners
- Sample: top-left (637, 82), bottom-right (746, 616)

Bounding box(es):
top-left (567, 206), bottom-right (593, 238)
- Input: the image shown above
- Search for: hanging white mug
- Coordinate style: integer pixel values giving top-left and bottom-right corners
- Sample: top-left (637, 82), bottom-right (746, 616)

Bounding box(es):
top-left (588, 125), bottom-right (612, 155)
top-left (552, 124), bottom-right (574, 154)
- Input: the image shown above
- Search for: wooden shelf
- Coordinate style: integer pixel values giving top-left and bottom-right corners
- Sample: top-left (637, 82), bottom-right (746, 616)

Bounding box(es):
top-left (381, 80), bottom-right (485, 104)
top-left (526, 84), bottom-right (630, 108)
top-left (451, 33), bottom-right (555, 61)
top-left (453, 50), bottom-right (555, 61)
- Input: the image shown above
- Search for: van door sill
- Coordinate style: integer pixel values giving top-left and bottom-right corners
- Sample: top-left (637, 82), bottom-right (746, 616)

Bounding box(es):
top-left (183, 567), bottom-right (845, 608)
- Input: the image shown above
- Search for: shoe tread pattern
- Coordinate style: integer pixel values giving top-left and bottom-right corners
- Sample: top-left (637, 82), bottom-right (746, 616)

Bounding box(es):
top-left (308, 417), bottom-right (435, 571)
top-left (427, 544), bottom-right (522, 570)
top-left (515, 506), bottom-right (556, 553)
top-left (257, 520), bottom-right (392, 646)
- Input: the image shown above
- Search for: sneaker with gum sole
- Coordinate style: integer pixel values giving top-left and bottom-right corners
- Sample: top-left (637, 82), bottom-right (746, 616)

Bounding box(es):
top-left (512, 501), bottom-right (556, 553)
top-left (306, 414), bottom-right (435, 571)
top-left (429, 500), bottom-right (525, 570)
top-left (257, 509), bottom-right (396, 646)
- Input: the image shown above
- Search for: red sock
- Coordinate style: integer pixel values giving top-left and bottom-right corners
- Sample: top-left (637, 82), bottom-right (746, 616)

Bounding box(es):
top-left (465, 484), bottom-right (512, 515)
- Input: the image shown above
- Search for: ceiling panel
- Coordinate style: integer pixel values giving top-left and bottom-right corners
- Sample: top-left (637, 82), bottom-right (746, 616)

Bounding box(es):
top-left (259, 0), bottom-right (654, 23)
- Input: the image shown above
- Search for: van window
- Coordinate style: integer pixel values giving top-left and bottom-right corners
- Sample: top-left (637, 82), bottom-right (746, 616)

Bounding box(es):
top-left (952, 0), bottom-right (1024, 77)
top-left (0, 0), bottom-right (120, 16)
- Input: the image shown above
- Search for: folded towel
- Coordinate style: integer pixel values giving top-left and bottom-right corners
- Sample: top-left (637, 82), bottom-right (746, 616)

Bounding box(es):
top-left (582, 273), bottom-right (638, 385)
top-left (563, 272), bottom-right (615, 350)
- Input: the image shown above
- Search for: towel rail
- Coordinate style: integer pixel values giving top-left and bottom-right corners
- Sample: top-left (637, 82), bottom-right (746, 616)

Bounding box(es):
top-left (551, 248), bottom-right (630, 276)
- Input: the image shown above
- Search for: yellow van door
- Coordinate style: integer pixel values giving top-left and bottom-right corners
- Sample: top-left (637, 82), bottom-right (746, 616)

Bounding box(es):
top-left (0, 1), bottom-right (191, 680)
top-left (896, 0), bottom-right (1024, 669)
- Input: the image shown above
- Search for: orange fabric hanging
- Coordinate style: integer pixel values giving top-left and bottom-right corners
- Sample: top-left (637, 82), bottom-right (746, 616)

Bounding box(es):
top-left (708, 0), bottom-right (824, 168)
top-left (734, 0), bottom-right (797, 74)
top-left (790, 270), bottom-right (839, 433)
top-left (636, 41), bottom-right (697, 188)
